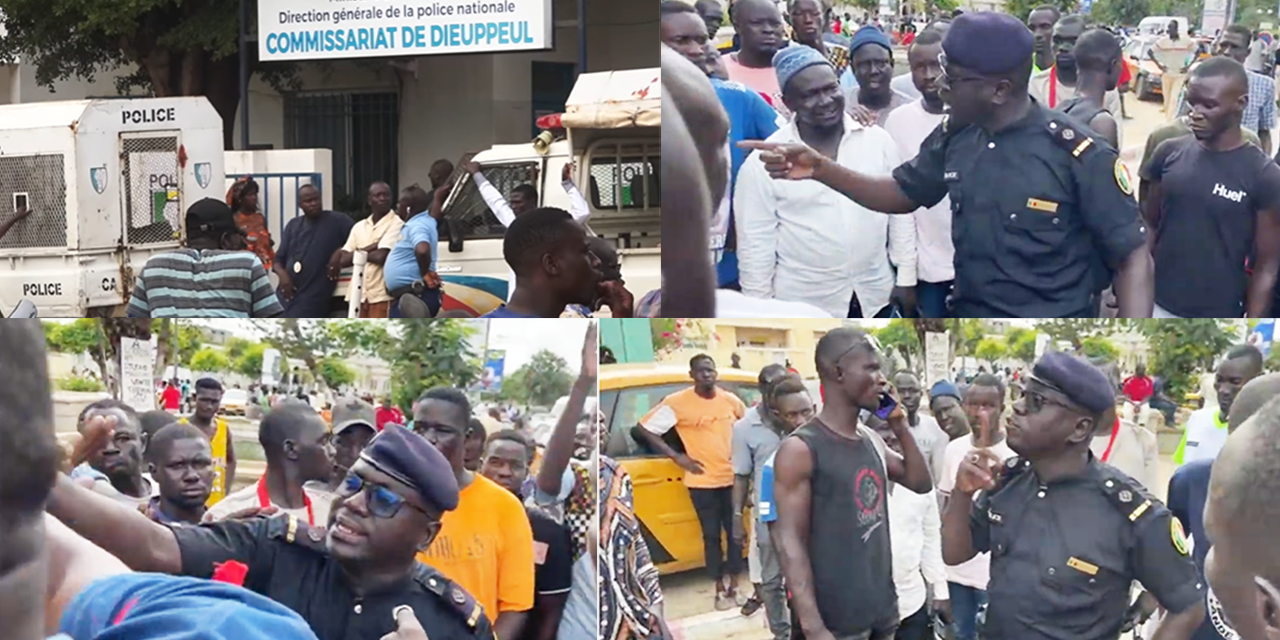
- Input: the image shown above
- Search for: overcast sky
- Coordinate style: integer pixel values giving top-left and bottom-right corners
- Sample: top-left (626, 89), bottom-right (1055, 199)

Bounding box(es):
top-left (191, 319), bottom-right (591, 374)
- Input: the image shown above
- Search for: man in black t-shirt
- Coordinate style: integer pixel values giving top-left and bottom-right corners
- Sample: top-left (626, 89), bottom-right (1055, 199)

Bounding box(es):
top-left (1140, 56), bottom-right (1280, 318)
top-left (773, 329), bottom-right (934, 640)
top-left (479, 430), bottom-right (573, 640)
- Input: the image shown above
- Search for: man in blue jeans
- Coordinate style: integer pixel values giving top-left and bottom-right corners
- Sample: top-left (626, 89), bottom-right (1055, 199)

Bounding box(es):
top-left (385, 184), bottom-right (446, 317)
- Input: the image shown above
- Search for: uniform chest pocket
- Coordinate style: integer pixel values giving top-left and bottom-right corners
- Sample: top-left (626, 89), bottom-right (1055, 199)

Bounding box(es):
top-left (1039, 554), bottom-right (1125, 605)
top-left (999, 195), bottom-right (1073, 264)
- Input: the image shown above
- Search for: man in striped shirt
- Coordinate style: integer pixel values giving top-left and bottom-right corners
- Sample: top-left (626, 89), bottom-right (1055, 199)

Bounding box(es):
top-left (128, 198), bottom-right (283, 318)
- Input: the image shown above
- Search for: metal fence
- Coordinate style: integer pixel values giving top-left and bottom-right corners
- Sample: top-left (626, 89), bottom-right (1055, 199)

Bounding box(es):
top-left (225, 173), bottom-right (326, 246)
top-left (587, 141), bottom-right (661, 211)
top-left (0, 154), bottom-right (67, 249)
top-left (122, 135), bottom-right (182, 245)
top-left (284, 92), bottom-right (399, 213)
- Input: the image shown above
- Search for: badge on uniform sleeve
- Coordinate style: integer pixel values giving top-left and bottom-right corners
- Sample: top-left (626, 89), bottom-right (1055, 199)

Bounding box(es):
top-left (1171, 518), bottom-right (1190, 555)
top-left (1114, 159), bottom-right (1135, 196)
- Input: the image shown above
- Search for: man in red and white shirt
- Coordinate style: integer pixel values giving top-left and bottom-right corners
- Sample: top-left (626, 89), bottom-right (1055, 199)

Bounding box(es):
top-left (1122, 363), bottom-right (1155, 404)
top-left (160, 380), bottom-right (181, 411)
top-left (375, 397), bottom-right (405, 431)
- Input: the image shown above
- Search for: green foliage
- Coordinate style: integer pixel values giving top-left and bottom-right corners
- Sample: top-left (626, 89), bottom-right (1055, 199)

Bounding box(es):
top-left (1035, 319), bottom-right (1119, 350)
top-left (1080, 336), bottom-right (1120, 361)
top-left (189, 347), bottom-right (230, 373)
top-left (44, 319), bottom-right (104, 355)
top-left (1134, 319), bottom-right (1235, 399)
top-left (386, 320), bottom-right (481, 410)
top-left (57, 376), bottom-right (104, 392)
top-left (1005, 327), bottom-right (1038, 363)
top-left (317, 358), bottom-right (356, 389)
top-left (235, 344), bottom-right (268, 379)
top-left (952, 319), bottom-right (986, 357)
top-left (1266, 347), bottom-right (1280, 373)
top-left (975, 337), bottom-right (1008, 367)
top-left (1090, 0), bottom-right (1151, 27)
top-left (499, 350), bottom-right (574, 407)
top-left (224, 337), bottom-right (255, 361)
top-left (877, 319), bottom-right (922, 371)
top-left (1003, 0), bottom-right (1079, 29)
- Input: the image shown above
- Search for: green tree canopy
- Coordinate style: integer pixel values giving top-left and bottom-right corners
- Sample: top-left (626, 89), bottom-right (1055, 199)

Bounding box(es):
top-left (0, 0), bottom-right (302, 149)
top-left (189, 347), bottom-right (230, 374)
top-left (975, 337), bottom-right (1008, 368)
top-left (1080, 336), bottom-right (1121, 361)
top-left (1035, 319), bottom-right (1119, 350)
top-left (235, 344), bottom-right (268, 379)
top-left (387, 320), bottom-right (481, 410)
top-left (1135, 319), bottom-right (1235, 399)
top-left (877, 319), bottom-right (922, 372)
top-left (499, 350), bottom-right (574, 408)
top-left (317, 358), bottom-right (356, 390)
top-left (1005, 327), bottom-right (1038, 363)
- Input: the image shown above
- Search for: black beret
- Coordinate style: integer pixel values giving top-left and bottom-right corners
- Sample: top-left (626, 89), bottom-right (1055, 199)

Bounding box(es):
top-left (1028, 352), bottom-right (1115, 415)
top-left (360, 424), bottom-right (459, 512)
top-left (942, 11), bottom-right (1034, 75)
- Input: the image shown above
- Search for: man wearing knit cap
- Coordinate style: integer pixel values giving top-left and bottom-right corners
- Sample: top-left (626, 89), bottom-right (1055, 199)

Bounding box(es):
top-left (929, 380), bottom-right (970, 440)
top-left (845, 25), bottom-right (913, 127)
top-left (740, 11), bottom-right (1155, 319)
top-left (128, 198), bottom-right (284, 318)
top-left (736, 43), bottom-right (916, 318)
top-left (942, 352), bottom-right (1204, 640)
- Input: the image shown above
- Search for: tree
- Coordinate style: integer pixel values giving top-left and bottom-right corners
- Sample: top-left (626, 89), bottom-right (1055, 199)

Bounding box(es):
top-left (1005, 327), bottom-right (1038, 363)
top-left (877, 319), bottom-right (922, 373)
top-left (1090, 0), bottom-right (1151, 27)
top-left (1080, 336), bottom-right (1120, 361)
top-left (224, 337), bottom-right (256, 361)
top-left (975, 337), bottom-right (1008, 369)
top-left (235, 344), bottom-right (268, 379)
top-left (153, 320), bottom-right (204, 379)
top-left (317, 358), bottom-right (356, 390)
top-left (1035, 319), bottom-right (1119, 351)
top-left (386, 320), bottom-right (480, 410)
top-left (42, 319), bottom-right (150, 397)
top-left (500, 350), bottom-right (574, 408)
top-left (189, 347), bottom-right (230, 374)
top-left (0, 0), bottom-right (303, 149)
top-left (1134, 319), bottom-right (1234, 400)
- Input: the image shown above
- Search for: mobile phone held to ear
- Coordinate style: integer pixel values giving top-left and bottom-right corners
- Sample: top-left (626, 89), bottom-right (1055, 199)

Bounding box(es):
top-left (875, 393), bottom-right (898, 420)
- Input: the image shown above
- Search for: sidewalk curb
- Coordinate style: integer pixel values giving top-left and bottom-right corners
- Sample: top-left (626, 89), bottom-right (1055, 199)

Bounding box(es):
top-left (669, 608), bottom-right (768, 640)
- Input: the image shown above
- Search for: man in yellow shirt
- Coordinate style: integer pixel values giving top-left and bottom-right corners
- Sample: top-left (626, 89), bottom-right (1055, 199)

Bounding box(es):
top-left (414, 386), bottom-right (534, 640)
top-left (636, 353), bottom-right (748, 610)
top-left (180, 378), bottom-right (236, 508)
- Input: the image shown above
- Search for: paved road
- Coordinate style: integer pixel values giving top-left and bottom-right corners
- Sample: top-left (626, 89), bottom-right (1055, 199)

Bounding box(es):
top-left (665, 455), bottom-right (1181, 640)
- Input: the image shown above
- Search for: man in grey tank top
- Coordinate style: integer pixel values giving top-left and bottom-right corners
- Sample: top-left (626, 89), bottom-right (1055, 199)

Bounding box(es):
top-left (772, 328), bottom-right (935, 640)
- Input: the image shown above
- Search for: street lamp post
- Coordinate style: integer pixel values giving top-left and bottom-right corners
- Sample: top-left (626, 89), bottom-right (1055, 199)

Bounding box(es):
top-left (239, 0), bottom-right (250, 150)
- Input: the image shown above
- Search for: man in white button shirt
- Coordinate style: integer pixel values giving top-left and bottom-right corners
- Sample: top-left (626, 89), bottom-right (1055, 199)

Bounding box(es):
top-left (735, 44), bottom-right (916, 318)
top-left (876, 424), bottom-right (950, 640)
top-left (464, 160), bottom-right (591, 303)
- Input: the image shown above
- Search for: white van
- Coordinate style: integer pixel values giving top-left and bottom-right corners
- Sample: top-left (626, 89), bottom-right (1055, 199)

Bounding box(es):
top-left (1137, 16), bottom-right (1190, 36)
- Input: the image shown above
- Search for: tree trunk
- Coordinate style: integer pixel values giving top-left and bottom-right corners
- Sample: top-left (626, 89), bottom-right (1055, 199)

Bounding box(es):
top-left (101, 319), bottom-right (153, 399)
top-left (154, 319), bottom-right (172, 378)
top-left (143, 49), bottom-right (242, 150)
top-left (282, 319), bottom-right (329, 393)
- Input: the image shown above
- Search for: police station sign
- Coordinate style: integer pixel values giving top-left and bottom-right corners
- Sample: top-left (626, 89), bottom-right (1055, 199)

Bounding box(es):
top-left (258, 0), bottom-right (553, 62)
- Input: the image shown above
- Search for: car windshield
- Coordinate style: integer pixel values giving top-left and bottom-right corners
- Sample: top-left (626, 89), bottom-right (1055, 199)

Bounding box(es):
top-left (222, 389), bottom-right (248, 404)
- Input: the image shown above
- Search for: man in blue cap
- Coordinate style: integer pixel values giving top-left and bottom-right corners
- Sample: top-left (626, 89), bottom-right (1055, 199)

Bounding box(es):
top-left (844, 25), bottom-right (913, 126)
top-left (941, 351), bottom-right (1205, 640)
top-left (740, 11), bottom-right (1156, 319)
top-left (45, 407), bottom-right (494, 640)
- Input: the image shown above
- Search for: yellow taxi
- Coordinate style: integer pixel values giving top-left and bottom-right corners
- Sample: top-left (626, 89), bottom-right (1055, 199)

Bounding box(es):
top-left (600, 363), bottom-right (762, 574)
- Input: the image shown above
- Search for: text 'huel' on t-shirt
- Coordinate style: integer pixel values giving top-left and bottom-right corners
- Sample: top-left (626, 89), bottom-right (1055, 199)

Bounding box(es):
top-left (1139, 135), bottom-right (1280, 317)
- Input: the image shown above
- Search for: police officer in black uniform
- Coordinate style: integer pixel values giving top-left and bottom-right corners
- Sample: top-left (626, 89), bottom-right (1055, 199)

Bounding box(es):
top-left (739, 11), bottom-right (1156, 319)
top-left (47, 420), bottom-right (495, 640)
top-left (941, 351), bottom-right (1204, 640)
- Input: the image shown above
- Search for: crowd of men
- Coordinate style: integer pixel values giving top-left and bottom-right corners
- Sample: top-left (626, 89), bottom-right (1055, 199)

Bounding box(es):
top-left (660, 0), bottom-right (1280, 320)
top-left (10, 322), bottom-right (599, 640)
top-left (619, 330), bottom-right (1280, 640)
top-left (124, 159), bottom-right (632, 319)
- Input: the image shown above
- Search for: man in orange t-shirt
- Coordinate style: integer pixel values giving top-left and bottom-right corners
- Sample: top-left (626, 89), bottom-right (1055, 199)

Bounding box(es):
top-left (636, 353), bottom-right (747, 609)
top-left (412, 386), bottom-right (534, 640)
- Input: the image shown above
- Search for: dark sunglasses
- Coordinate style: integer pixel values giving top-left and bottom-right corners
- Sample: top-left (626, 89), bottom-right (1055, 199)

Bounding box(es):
top-left (1022, 387), bottom-right (1074, 415)
top-left (337, 473), bottom-right (430, 519)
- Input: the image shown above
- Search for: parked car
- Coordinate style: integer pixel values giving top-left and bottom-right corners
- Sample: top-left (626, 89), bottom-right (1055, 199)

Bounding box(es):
top-left (219, 388), bottom-right (250, 416)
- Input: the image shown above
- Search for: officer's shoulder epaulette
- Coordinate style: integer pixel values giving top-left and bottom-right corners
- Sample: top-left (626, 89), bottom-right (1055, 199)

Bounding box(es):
top-left (413, 563), bottom-right (488, 632)
top-left (1096, 467), bottom-right (1158, 524)
top-left (1046, 116), bottom-right (1097, 161)
top-left (265, 513), bottom-right (327, 553)
top-left (1000, 455), bottom-right (1032, 484)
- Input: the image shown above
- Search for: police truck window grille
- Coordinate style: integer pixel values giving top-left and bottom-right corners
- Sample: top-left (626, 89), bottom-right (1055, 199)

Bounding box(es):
top-left (0, 154), bottom-right (67, 249)
top-left (121, 136), bottom-right (180, 245)
top-left (442, 163), bottom-right (539, 240)
top-left (587, 142), bottom-right (661, 212)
